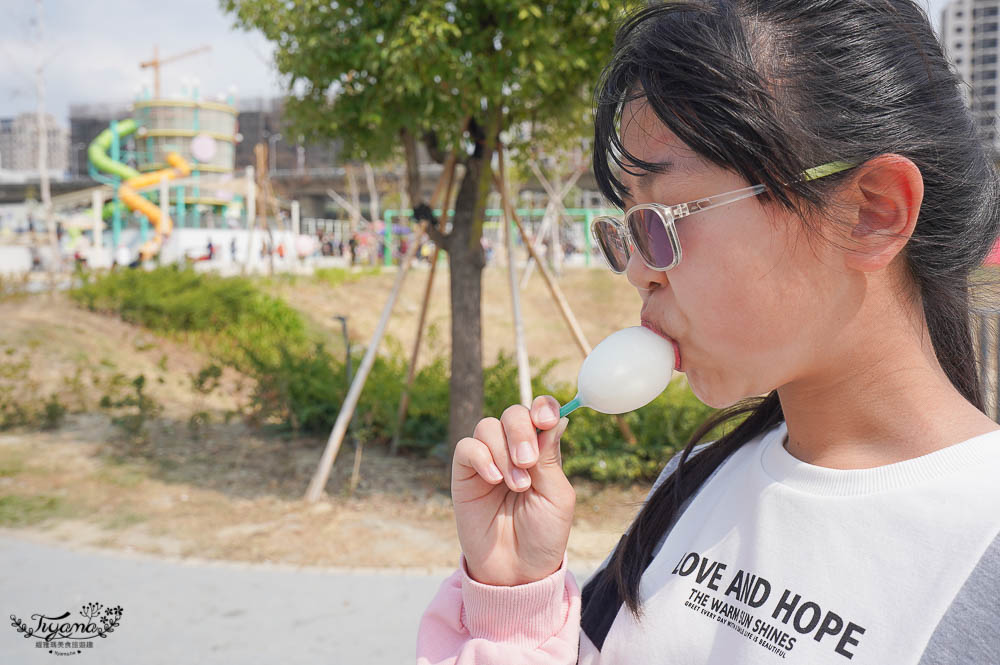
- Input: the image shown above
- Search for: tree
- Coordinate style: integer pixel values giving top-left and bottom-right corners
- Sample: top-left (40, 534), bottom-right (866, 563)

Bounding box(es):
top-left (222, 0), bottom-right (636, 451)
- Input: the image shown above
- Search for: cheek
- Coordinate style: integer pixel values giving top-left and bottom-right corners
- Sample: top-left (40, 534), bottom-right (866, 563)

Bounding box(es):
top-left (675, 217), bottom-right (784, 331)
top-left (673, 214), bottom-right (815, 396)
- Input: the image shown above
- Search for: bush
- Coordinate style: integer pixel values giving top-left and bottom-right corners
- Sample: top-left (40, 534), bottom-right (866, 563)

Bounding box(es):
top-left (70, 265), bottom-right (311, 370)
top-left (558, 378), bottom-right (740, 482)
top-left (99, 374), bottom-right (163, 440)
top-left (244, 338), bottom-right (732, 482)
top-left (69, 265), bottom-right (737, 483)
top-left (40, 395), bottom-right (67, 431)
top-left (0, 347), bottom-right (69, 431)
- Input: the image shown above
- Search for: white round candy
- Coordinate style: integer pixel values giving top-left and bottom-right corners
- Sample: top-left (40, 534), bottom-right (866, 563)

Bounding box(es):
top-left (576, 326), bottom-right (675, 414)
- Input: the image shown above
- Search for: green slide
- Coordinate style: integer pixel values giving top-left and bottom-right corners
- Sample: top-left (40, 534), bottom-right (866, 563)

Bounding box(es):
top-left (87, 118), bottom-right (140, 181)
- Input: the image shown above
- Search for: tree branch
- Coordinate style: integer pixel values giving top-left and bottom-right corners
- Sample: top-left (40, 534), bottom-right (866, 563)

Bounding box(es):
top-left (400, 127), bottom-right (423, 207)
top-left (466, 116), bottom-right (486, 160)
top-left (421, 130), bottom-right (452, 165)
top-left (412, 203), bottom-right (450, 249)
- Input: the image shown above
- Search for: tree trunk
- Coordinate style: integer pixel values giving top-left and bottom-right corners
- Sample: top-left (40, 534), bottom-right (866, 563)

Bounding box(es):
top-left (446, 113), bottom-right (497, 453)
top-left (447, 155), bottom-right (487, 450)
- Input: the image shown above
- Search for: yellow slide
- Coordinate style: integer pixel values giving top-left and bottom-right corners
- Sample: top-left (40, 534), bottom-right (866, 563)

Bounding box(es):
top-left (118, 152), bottom-right (192, 260)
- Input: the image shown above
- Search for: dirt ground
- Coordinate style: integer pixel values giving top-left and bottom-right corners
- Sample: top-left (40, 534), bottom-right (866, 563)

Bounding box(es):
top-left (0, 274), bottom-right (652, 570)
top-left (267, 261), bottom-right (645, 386)
top-left (0, 415), bottom-right (649, 570)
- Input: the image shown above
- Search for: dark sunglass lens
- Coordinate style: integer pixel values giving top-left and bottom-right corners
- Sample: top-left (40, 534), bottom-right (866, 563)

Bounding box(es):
top-left (592, 219), bottom-right (629, 272)
top-left (627, 209), bottom-right (675, 269)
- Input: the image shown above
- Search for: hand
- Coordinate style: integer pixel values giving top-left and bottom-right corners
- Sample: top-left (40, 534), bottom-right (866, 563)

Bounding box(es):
top-left (451, 395), bottom-right (575, 586)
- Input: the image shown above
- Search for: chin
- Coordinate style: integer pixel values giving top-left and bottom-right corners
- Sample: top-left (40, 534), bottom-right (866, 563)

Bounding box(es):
top-left (685, 372), bottom-right (761, 410)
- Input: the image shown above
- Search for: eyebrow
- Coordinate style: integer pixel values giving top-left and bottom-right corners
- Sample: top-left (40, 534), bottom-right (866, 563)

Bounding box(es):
top-left (628, 160), bottom-right (673, 192)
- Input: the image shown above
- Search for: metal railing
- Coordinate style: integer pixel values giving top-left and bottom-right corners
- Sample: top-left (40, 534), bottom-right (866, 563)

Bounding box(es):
top-left (972, 307), bottom-right (1000, 422)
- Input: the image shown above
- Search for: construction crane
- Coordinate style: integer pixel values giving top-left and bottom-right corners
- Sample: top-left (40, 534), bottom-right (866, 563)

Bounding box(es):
top-left (140, 45), bottom-right (212, 98)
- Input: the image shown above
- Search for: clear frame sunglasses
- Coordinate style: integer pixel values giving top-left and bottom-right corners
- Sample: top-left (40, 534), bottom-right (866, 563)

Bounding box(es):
top-left (590, 161), bottom-right (856, 274)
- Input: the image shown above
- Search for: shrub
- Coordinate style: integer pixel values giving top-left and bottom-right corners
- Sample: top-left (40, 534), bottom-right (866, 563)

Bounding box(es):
top-left (40, 395), bottom-right (67, 431)
top-left (558, 378), bottom-right (740, 482)
top-left (99, 374), bottom-right (163, 440)
top-left (0, 348), bottom-right (70, 431)
top-left (70, 265), bottom-right (311, 370)
top-left (69, 265), bottom-right (736, 483)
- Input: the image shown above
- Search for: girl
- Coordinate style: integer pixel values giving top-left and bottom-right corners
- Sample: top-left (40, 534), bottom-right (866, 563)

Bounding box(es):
top-left (417, 1), bottom-right (1000, 663)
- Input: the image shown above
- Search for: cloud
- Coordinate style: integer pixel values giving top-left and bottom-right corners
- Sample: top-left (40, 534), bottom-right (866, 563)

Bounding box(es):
top-left (0, 0), bottom-right (955, 128)
top-left (0, 0), bottom-right (283, 125)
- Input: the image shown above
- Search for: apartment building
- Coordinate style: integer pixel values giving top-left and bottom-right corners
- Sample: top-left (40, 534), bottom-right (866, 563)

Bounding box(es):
top-left (0, 112), bottom-right (69, 176)
top-left (941, 0), bottom-right (1000, 146)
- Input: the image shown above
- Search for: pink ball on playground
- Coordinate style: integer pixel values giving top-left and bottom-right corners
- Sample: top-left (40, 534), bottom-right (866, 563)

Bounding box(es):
top-left (296, 235), bottom-right (317, 257)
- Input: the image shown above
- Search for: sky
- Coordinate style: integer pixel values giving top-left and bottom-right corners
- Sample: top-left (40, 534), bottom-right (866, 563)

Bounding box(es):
top-left (0, 0), bottom-right (282, 124)
top-left (0, 0), bottom-right (954, 128)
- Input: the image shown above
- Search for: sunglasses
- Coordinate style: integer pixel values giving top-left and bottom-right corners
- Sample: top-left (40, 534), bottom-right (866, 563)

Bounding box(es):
top-left (590, 161), bottom-right (856, 274)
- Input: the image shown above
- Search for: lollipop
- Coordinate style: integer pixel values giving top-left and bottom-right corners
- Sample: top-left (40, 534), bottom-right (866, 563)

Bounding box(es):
top-left (559, 326), bottom-right (677, 418)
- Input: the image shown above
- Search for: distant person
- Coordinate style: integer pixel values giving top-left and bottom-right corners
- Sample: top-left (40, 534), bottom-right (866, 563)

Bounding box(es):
top-left (206, 239), bottom-right (215, 261)
top-left (348, 235), bottom-right (358, 266)
top-left (114, 244), bottom-right (130, 269)
top-left (230, 237), bottom-right (237, 262)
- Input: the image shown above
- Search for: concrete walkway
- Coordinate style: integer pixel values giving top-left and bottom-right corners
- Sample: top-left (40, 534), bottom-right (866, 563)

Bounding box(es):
top-left (0, 534), bottom-right (595, 664)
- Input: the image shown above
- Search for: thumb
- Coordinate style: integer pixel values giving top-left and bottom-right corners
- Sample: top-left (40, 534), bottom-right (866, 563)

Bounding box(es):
top-left (536, 417), bottom-right (569, 470)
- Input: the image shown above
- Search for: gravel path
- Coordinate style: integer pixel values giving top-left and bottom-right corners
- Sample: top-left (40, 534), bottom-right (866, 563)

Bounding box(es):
top-left (0, 533), bottom-right (596, 664)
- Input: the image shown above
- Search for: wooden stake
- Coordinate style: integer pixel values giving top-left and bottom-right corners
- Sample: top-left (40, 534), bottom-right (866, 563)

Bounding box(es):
top-left (347, 164), bottom-right (361, 233)
top-left (498, 147), bottom-right (532, 407)
top-left (305, 157), bottom-right (459, 502)
top-left (304, 226), bottom-right (427, 502)
top-left (521, 160), bottom-right (586, 287)
top-left (364, 163), bottom-right (380, 223)
top-left (349, 429), bottom-right (364, 495)
top-left (389, 159), bottom-right (458, 455)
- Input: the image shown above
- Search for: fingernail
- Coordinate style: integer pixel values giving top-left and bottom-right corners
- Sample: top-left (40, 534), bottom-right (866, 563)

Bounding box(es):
top-left (516, 441), bottom-right (535, 465)
top-left (485, 463), bottom-right (503, 482)
top-left (511, 467), bottom-right (530, 489)
top-left (537, 405), bottom-right (557, 423)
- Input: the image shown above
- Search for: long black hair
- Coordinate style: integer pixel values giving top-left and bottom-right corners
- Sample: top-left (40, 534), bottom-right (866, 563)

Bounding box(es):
top-left (584, 0), bottom-right (1000, 625)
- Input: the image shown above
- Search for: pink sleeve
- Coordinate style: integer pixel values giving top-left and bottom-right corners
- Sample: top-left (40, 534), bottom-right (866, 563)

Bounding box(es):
top-left (416, 553), bottom-right (582, 664)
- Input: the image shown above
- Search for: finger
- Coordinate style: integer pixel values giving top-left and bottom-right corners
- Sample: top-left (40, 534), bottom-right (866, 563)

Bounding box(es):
top-left (452, 437), bottom-right (504, 485)
top-left (536, 417), bottom-right (569, 468)
top-left (531, 395), bottom-right (561, 430)
top-left (474, 417), bottom-right (531, 492)
top-left (528, 417), bottom-right (571, 496)
top-left (501, 404), bottom-right (540, 470)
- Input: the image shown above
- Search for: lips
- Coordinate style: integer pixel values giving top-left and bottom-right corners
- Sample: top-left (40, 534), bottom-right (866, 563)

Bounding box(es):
top-left (640, 318), bottom-right (682, 372)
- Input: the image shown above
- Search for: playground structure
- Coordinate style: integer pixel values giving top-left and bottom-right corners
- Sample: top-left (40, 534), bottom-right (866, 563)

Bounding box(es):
top-left (0, 80), bottom-right (329, 273)
top-left (88, 117), bottom-right (194, 259)
top-left (85, 95), bottom-right (247, 262)
top-left (11, 54), bottom-right (615, 274)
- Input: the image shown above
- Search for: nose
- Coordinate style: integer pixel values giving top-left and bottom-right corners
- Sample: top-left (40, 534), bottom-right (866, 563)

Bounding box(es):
top-left (625, 251), bottom-right (669, 292)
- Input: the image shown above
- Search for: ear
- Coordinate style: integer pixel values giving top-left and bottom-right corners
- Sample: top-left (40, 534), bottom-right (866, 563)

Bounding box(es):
top-left (841, 154), bottom-right (923, 273)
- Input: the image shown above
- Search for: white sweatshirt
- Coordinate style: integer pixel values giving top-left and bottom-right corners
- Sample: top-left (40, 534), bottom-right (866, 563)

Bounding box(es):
top-left (417, 420), bottom-right (1000, 664)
